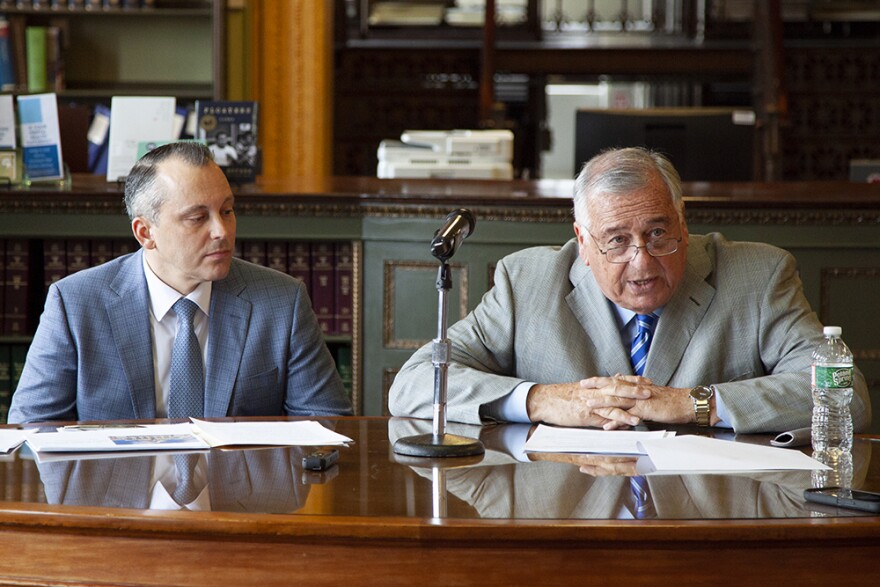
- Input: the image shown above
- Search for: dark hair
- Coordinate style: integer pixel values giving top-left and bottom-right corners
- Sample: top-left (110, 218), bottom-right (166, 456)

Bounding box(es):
top-left (123, 142), bottom-right (215, 222)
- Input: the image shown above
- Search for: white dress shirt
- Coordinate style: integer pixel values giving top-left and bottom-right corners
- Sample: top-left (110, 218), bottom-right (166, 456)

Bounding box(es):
top-left (149, 453), bottom-right (211, 511)
top-left (142, 255), bottom-right (212, 418)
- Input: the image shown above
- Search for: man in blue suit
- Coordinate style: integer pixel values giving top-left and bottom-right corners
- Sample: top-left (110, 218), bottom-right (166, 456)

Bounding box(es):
top-left (9, 142), bottom-right (352, 423)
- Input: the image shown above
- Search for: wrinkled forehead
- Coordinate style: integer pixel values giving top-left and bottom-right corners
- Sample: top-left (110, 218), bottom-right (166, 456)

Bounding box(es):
top-left (586, 180), bottom-right (679, 235)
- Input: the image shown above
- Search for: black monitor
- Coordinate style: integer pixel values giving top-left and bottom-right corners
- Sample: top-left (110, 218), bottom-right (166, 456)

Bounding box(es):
top-left (574, 108), bottom-right (756, 181)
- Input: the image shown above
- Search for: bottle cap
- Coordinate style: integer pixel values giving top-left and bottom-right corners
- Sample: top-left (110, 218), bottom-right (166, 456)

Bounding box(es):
top-left (823, 326), bottom-right (842, 336)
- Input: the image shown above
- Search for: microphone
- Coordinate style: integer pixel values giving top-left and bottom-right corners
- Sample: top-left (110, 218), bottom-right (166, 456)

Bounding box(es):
top-left (430, 209), bottom-right (476, 261)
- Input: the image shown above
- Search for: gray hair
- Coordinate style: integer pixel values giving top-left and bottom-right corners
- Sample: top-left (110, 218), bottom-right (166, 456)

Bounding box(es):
top-left (124, 142), bottom-right (215, 223)
top-left (573, 147), bottom-right (684, 230)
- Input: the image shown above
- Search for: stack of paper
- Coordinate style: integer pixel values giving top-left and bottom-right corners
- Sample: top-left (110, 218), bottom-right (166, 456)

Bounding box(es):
top-left (523, 424), bottom-right (829, 474)
top-left (23, 420), bottom-right (353, 456)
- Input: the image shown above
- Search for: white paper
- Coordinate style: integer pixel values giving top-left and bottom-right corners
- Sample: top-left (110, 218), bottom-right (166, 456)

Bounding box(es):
top-left (636, 435), bottom-right (831, 474)
top-left (0, 428), bottom-right (35, 453)
top-left (190, 419), bottom-right (353, 448)
top-left (523, 425), bottom-right (674, 455)
top-left (107, 96), bottom-right (176, 181)
top-left (26, 423), bottom-right (209, 453)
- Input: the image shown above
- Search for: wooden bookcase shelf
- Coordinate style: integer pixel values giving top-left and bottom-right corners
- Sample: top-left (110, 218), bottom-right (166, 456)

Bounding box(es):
top-left (2, 0), bottom-right (225, 101)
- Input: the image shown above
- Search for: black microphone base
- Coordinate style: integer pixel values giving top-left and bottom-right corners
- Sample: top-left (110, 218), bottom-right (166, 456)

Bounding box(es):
top-left (393, 433), bottom-right (485, 458)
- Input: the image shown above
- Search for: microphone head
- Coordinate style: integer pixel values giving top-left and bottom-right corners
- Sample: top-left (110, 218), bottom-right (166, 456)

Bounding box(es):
top-left (431, 208), bottom-right (477, 261)
top-left (449, 208), bottom-right (476, 239)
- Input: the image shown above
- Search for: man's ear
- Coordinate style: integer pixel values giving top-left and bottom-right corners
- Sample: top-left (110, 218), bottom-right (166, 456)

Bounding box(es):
top-left (132, 217), bottom-right (155, 249)
top-left (572, 222), bottom-right (591, 267)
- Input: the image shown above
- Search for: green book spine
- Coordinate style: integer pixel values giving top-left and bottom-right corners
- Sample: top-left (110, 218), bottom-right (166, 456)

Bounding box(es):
top-left (25, 26), bottom-right (47, 94)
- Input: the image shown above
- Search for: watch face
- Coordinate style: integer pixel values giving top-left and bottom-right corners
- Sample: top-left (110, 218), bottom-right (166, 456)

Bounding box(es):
top-left (690, 386), bottom-right (713, 401)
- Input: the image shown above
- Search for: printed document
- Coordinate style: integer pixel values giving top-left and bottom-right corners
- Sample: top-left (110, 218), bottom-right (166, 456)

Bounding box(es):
top-left (636, 435), bottom-right (830, 474)
top-left (524, 425), bottom-right (674, 455)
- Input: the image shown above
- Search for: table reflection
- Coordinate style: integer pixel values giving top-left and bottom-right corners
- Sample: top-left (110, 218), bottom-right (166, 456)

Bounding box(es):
top-left (36, 446), bottom-right (311, 513)
top-left (6, 417), bottom-right (876, 522)
top-left (388, 418), bottom-right (874, 520)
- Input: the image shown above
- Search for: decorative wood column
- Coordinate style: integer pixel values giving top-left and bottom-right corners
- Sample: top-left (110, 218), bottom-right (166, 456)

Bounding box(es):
top-left (251, 0), bottom-right (333, 179)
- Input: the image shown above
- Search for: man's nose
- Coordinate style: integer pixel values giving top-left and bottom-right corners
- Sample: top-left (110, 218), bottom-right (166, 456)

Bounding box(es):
top-left (629, 243), bottom-right (653, 267)
top-left (209, 214), bottom-right (229, 239)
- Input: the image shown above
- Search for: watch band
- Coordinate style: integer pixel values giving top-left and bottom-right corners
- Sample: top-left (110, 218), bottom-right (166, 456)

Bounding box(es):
top-left (690, 385), bottom-right (714, 427)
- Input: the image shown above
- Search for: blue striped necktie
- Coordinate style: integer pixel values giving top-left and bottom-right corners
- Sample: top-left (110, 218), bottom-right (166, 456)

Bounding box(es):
top-left (168, 298), bottom-right (204, 419)
top-left (630, 313), bottom-right (658, 376)
top-left (630, 475), bottom-right (655, 519)
top-left (629, 313), bottom-right (658, 518)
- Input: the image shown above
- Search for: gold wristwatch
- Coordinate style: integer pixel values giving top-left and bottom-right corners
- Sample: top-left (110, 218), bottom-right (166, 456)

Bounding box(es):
top-left (689, 385), bottom-right (714, 427)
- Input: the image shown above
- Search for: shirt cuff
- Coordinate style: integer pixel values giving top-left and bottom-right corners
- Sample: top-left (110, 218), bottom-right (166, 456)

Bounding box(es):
top-left (713, 386), bottom-right (732, 428)
top-left (481, 381), bottom-right (534, 423)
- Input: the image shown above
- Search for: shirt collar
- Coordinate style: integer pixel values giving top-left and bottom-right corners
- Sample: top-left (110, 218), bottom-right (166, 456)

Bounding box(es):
top-left (611, 303), bottom-right (664, 334)
top-left (142, 254), bottom-right (212, 321)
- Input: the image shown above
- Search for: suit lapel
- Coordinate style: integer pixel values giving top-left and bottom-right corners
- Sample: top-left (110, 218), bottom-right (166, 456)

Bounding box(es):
top-left (565, 259), bottom-right (633, 377)
top-left (107, 250), bottom-right (156, 419)
top-left (647, 238), bottom-right (715, 386)
top-left (205, 262), bottom-right (251, 417)
top-left (207, 451), bottom-right (253, 510)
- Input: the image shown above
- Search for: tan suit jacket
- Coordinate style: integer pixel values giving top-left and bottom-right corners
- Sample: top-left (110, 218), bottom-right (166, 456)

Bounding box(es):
top-left (389, 234), bottom-right (871, 434)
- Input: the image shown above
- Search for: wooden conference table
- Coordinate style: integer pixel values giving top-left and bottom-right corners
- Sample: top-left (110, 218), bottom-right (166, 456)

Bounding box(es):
top-left (0, 417), bottom-right (878, 586)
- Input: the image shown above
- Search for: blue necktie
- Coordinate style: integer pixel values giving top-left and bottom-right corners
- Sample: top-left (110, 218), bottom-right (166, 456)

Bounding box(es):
top-left (630, 313), bottom-right (657, 376)
top-left (630, 475), bottom-right (655, 519)
top-left (629, 313), bottom-right (658, 518)
top-left (172, 453), bottom-right (202, 506)
top-left (168, 298), bottom-right (204, 419)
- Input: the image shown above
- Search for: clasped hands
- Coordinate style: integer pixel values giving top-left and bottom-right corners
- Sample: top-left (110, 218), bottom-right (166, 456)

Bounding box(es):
top-left (526, 375), bottom-right (693, 430)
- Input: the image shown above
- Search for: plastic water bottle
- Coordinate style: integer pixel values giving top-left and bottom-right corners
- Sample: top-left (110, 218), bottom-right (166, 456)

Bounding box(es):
top-left (811, 326), bottom-right (854, 454)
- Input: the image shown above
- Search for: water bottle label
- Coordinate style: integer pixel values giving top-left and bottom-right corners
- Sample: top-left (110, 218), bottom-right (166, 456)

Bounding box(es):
top-left (813, 365), bottom-right (854, 388)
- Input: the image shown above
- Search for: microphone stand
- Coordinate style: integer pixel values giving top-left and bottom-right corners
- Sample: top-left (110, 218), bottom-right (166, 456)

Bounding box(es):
top-left (393, 260), bottom-right (485, 458)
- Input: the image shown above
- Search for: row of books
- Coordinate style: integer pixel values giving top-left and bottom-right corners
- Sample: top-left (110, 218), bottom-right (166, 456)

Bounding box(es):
top-left (0, 16), bottom-right (63, 94)
top-left (0, 238), bottom-right (354, 337)
top-left (1, 1), bottom-right (159, 10)
top-left (0, 342), bottom-right (25, 424)
top-left (238, 240), bottom-right (354, 338)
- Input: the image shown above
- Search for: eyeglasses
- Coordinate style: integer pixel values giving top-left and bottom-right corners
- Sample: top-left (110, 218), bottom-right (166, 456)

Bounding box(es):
top-left (588, 233), bottom-right (682, 264)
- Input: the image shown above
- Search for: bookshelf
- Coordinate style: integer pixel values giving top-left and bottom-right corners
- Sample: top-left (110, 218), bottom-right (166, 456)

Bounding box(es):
top-left (0, 0), bottom-right (225, 101)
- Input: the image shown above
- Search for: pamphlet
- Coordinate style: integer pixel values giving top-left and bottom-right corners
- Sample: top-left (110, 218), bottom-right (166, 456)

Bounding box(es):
top-left (25, 423), bottom-right (209, 454)
top-left (106, 96), bottom-right (176, 181)
top-left (16, 92), bottom-right (64, 181)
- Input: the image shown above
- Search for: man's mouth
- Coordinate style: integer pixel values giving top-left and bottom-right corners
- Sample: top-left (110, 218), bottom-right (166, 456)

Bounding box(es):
top-left (629, 277), bottom-right (656, 289)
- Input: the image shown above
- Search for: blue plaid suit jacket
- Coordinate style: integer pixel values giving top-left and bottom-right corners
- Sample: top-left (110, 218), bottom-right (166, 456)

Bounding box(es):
top-left (9, 249), bottom-right (352, 423)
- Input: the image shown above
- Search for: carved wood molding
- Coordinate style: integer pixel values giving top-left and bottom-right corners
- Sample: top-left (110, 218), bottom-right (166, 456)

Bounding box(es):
top-left (685, 209), bottom-right (880, 226)
top-left (3, 198), bottom-right (880, 227)
top-left (0, 199), bottom-right (127, 215)
top-left (383, 260), bottom-right (469, 350)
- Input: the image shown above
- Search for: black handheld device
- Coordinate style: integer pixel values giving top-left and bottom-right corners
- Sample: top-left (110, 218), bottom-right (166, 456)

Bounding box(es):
top-left (302, 448), bottom-right (339, 472)
top-left (803, 487), bottom-right (880, 513)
